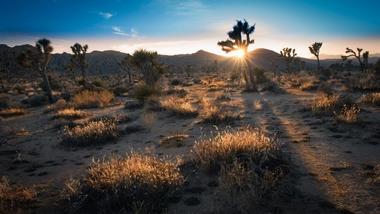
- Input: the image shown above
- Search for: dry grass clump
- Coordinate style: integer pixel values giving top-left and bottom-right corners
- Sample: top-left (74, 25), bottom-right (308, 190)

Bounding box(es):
top-left (200, 99), bottom-right (241, 123)
top-left (62, 118), bottom-right (119, 146)
top-left (54, 108), bottom-right (87, 120)
top-left (72, 90), bottom-right (114, 109)
top-left (132, 84), bottom-right (160, 102)
top-left (160, 96), bottom-right (198, 117)
top-left (0, 177), bottom-right (37, 212)
top-left (62, 153), bottom-right (184, 213)
top-left (311, 93), bottom-right (347, 115)
top-left (361, 93), bottom-right (380, 106)
top-left (192, 127), bottom-right (283, 172)
top-left (334, 104), bottom-right (361, 124)
top-left (0, 107), bottom-right (26, 118)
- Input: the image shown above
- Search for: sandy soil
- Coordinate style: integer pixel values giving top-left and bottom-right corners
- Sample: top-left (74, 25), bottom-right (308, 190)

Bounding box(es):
top-left (0, 75), bottom-right (379, 213)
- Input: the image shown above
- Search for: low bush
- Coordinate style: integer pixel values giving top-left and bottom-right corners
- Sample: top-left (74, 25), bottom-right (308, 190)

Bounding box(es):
top-left (62, 153), bottom-right (184, 213)
top-left (72, 90), bottom-right (114, 109)
top-left (54, 108), bottom-right (87, 120)
top-left (0, 107), bottom-right (26, 118)
top-left (361, 93), bottom-right (380, 106)
top-left (160, 96), bottom-right (197, 117)
top-left (0, 177), bottom-right (38, 212)
top-left (62, 118), bottom-right (119, 146)
top-left (132, 84), bottom-right (160, 102)
top-left (200, 99), bottom-right (241, 123)
top-left (334, 104), bottom-right (361, 124)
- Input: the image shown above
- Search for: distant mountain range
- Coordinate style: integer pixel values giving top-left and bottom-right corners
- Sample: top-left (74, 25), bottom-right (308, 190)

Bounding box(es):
top-left (1, 44), bottom-right (379, 76)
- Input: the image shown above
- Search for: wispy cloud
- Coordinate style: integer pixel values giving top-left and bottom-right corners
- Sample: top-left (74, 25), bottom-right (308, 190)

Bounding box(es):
top-left (154, 0), bottom-right (207, 16)
top-left (112, 26), bottom-right (138, 37)
top-left (99, 12), bottom-right (113, 19)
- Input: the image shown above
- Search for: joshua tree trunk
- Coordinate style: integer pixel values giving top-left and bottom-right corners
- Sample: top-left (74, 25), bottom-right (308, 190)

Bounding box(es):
top-left (317, 56), bottom-right (320, 72)
top-left (41, 69), bottom-right (53, 102)
top-left (81, 66), bottom-right (86, 86)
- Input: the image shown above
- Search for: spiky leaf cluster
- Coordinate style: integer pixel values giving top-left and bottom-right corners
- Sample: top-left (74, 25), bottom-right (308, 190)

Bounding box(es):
top-left (218, 19), bottom-right (255, 53)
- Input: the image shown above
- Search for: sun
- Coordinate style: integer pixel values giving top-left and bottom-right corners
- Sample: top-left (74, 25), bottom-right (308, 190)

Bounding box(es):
top-left (231, 49), bottom-right (245, 58)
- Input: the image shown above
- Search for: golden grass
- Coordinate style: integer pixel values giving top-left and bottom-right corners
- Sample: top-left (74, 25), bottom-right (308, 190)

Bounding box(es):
top-left (200, 99), bottom-right (241, 123)
top-left (54, 108), bottom-right (87, 120)
top-left (311, 93), bottom-right (343, 114)
top-left (62, 119), bottom-right (119, 146)
top-left (0, 177), bottom-right (37, 212)
top-left (192, 127), bottom-right (281, 172)
top-left (73, 90), bottom-right (114, 109)
top-left (63, 153), bottom-right (184, 213)
top-left (334, 104), bottom-right (361, 124)
top-left (0, 107), bottom-right (26, 118)
top-left (160, 96), bottom-right (197, 117)
top-left (361, 93), bottom-right (380, 106)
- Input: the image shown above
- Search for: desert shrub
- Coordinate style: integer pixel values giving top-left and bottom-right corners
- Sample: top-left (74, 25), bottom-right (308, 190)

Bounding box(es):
top-left (72, 90), bottom-right (114, 109)
top-left (62, 118), bottom-right (119, 146)
top-left (160, 96), bottom-right (197, 117)
top-left (311, 93), bottom-right (353, 115)
top-left (45, 98), bottom-right (69, 113)
top-left (62, 153), bottom-right (184, 213)
top-left (132, 84), bottom-right (160, 102)
top-left (350, 73), bottom-right (380, 91)
top-left (361, 93), bottom-right (380, 106)
top-left (91, 79), bottom-right (105, 88)
top-left (0, 107), bottom-right (26, 118)
top-left (0, 177), bottom-right (38, 212)
top-left (192, 127), bottom-right (283, 172)
top-left (200, 99), bottom-right (240, 123)
top-left (54, 108), bottom-right (87, 120)
top-left (334, 104), bottom-right (360, 123)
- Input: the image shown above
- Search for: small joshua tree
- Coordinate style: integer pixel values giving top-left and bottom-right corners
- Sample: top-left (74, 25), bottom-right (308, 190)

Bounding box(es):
top-left (70, 43), bottom-right (88, 85)
top-left (218, 19), bottom-right (256, 91)
top-left (309, 42), bottom-right (323, 72)
top-left (17, 38), bottom-right (54, 102)
top-left (130, 49), bottom-right (163, 86)
top-left (341, 47), bottom-right (369, 72)
top-left (280, 47), bottom-right (297, 73)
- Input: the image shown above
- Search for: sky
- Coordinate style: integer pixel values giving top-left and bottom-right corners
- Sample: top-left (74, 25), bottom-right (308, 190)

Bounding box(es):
top-left (0, 0), bottom-right (379, 58)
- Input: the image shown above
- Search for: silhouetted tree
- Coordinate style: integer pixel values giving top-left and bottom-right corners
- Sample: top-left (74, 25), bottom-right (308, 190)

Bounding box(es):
top-left (17, 38), bottom-right (54, 101)
top-left (70, 43), bottom-right (88, 85)
top-left (130, 49), bottom-right (163, 86)
top-left (309, 42), bottom-right (323, 72)
top-left (280, 47), bottom-right (297, 72)
top-left (341, 47), bottom-right (369, 72)
top-left (119, 55), bottom-right (133, 83)
top-left (218, 19), bottom-right (257, 91)
top-left (0, 50), bottom-right (12, 90)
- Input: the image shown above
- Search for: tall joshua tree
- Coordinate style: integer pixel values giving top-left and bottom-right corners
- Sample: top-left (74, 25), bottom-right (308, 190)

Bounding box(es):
top-left (130, 49), bottom-right (163, 86)
top-left (17, 38), bottom-right (54, 102)
top-left (280, 47), bottom-right (297, 73)
top-left (218, 19), bottom-right (256, 91)
top-left (309, 42), bottom-right (323, 72)
top-left (119, 55), bottom-right (133, 83)
top-left (70, 43), bottom-right (88, 85)
top-left (342, 47), bottom-right (369, 72)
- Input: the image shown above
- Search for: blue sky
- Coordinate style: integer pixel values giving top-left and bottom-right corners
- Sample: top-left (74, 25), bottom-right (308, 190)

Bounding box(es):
top-left (1, 0), bottom-right (379, 57)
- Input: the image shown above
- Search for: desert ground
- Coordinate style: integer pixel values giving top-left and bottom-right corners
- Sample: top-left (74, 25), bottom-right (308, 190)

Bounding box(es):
top-left (0, 68), bottom-right (379, 213)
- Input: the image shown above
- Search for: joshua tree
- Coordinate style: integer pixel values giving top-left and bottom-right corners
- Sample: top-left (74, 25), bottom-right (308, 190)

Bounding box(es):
top-left (17, 38), bottom-right (54, 101)
top-left (341, 47), bottom-right (369, 72)
top-left (119, 55), bottom-right (133, 83)
top-left (280, 47), bottom-right (297, 73)
top-left (70, 43), bottom-right (88, 85)
top-left (130, 49), bottom-right (163, 86)
top-left (218, 19), bottom-right (256, 91)
top-left (0, 50), bottom-right (12, 90)
top-left (309, 42), bottom-right (323, 72)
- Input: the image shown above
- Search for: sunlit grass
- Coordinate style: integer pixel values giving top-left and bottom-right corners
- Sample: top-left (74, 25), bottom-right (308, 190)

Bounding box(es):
top-left (62, 118), bottom-right (119, 146)
top-left (334, 104), bottom-right (361, 124)
top-left (192, 127), bottom-right (282, 172)
top-left (54, 108), bottom-right (87, 120)
top-left (73, 90), bottom-right (114, 109)
top-left (361, 93), bottom-right (380, 106)
top-left (0, 107), bottom-right (26, 118)
top-left (62, 153), bottom-right (184, 213)
top-left (160, 96), bottom-right (198, 117)
top-left (0, 177), bottom-right (38, 212)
